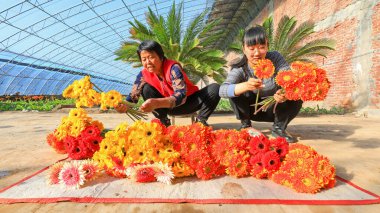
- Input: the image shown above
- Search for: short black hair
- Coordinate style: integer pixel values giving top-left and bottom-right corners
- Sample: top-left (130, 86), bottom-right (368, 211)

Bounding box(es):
top-left (242, 25), bottom-right (267, 46)
top-left (137, 40), bottom-right (165, 61)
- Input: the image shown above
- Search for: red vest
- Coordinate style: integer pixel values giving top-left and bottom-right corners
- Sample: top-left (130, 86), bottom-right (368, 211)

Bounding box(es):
top-left (141, 59), bottom-right (199, 97)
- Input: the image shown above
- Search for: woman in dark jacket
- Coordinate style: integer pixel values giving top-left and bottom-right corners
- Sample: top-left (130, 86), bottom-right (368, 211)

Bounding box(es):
top-left (219, 26), bottom-right (302, 143)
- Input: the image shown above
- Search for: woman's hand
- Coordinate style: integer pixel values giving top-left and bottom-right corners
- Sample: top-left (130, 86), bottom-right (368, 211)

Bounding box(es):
top-left (245, 78), bottom-right (263, 91)
top-left (115, 102), bottom-right (129, 113)
top-left (274, 89), bottom-right (287, 103)
top-left (234, 78), bottom-right (264, 96)
top-left (140, 99), bottom-right (158, 113)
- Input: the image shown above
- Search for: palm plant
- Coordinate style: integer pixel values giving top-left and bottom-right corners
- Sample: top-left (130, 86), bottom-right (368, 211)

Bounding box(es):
top-left (115, 1), bottom-right (226, 84)
top-left (228, 15), bottom-right (336, 63)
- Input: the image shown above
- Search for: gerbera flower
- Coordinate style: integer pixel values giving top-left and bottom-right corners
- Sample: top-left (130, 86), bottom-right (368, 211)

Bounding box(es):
top-left (156, 145), bottom-right (180, 164)
top-left (47, 161), bottom-right (65, 185)
top-left (110, 156), bottom-right (127, 177)
top-left (248, 135), bottom-right (270, 155)
top-left (269, 137), bottom-right (289, 159)
top-left (98, 138), bottom-right (115, 155)
top-left (91, 120), bottom-right (104, 132)
top-left (225, 151), bottom-right (251, 178)
top-left (313, 79), bottom-right (330, 101)
top-left (172, 161), bottom-right (195, 177)
top-left (47, 132), bottom-right (66, 154)
top-left (154, 162), bottom-right (175, 185)
top-left (249, 152), bottom-right (264, 167)
top-left (82, 135), bottom-right (103, 153)
top-left (250, 164), bottom-right (267, 179)
top-left (62, 84), bottom-right (76, 98)
top-left (127, 147), bottom-right (148, 164)
top-left (63, 136), bottom-right (78, 154)
top-left (54, 128), bottom-right (68, 141)
top-left (253, 59), bottom-right (275, 79)
top-left (211, 139), bottom-right (230, 165)
top-left (151, 119), bottom-right (166, 133)
top-left (103, 90), bottom-right (122, 107)
top-left (195, 158), bottom-right (219, 180)
top-left (292, 170), bottom-right (321, 194)
top-left (87, 89), bottom-right (101, 105)
top-left (69, 140), bottom-right (89, 160)
top-left (114, 122), bottom-right (129, 137)
top-left (314, 68), bottom-right (327, 83)
top-left (80, 160), bottom-right (100, 181)
top-left (262, 151), bottom-right (281, 171)
top-left (312, 156), bottom-right (335, 185)
top-left (100, 92), bottom-right (108, 110)
top-left (325, 178), bottom-right (336, 189)
top-left (81, 125), bottom-right (101, 138)
top-left (59, 161), bottom-right (85, 189)
top-left (68, 108), bottom-right (88, 119)
top-left (130, 165), bottom-right (157, 183)
top-left (70, 119), bottom-right (87, 137)
top-left (276, 70), bottom-right (297, 88)
top-left (185, 150), bottom-right (209, 170)
top-left (270, 171), bottom-right (292, 185)
top-left (284, 84), bottom-right (302, 100)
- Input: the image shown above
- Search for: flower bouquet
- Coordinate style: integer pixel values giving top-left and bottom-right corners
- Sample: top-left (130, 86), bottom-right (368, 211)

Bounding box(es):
top-left (92, 120), bottom-right (182, 180)
top-left (47, 160), bottom-right (100, 189)
top-left (62, 76), bottom-right (147, 121)
top-left (46, 108), bottom-right (104, 159)
top-left (252, 61), bottom-right (331, 114)
top-left (271, 144), bottom-right (336, 193)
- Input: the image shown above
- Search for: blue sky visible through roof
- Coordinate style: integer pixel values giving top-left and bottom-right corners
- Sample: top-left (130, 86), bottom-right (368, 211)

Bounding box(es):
top-left (0, 0), bottom-right (214, 95)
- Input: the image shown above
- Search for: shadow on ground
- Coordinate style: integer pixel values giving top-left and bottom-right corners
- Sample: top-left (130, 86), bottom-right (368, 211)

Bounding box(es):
top-left (335, 165), bottom-right (354, 181)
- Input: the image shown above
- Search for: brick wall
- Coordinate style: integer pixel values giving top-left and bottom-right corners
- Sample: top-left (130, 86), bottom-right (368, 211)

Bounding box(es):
top-left (371, 2), bottom-right (380, 108)
top-left (246, 0), bottom-right (380, 110)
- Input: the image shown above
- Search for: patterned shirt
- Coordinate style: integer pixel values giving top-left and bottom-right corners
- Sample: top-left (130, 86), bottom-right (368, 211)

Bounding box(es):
top-left (126, 64), bottom-right (187, 107)
top-left (219, 51), bottom-right (290, 98)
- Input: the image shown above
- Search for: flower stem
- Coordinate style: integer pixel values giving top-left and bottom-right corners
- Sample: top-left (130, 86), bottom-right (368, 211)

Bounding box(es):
top-left (92, 83), bottom-right (103, 93)
top-left (255, 90), bottom-right (260, 112)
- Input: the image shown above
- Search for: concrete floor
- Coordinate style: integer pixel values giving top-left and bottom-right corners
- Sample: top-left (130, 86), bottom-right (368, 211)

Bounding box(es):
top-left (0, 111), bottom-right (379, 212)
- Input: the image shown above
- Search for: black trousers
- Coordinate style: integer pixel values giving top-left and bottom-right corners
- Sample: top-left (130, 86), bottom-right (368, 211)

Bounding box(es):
top-left (142, 83), bottom-right (221, 121)
top-left (229, 91), bottom-right (302, 130)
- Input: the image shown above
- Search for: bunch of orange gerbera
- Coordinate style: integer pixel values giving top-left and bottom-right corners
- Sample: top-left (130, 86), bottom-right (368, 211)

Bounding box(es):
top-left (271, 144), bottom-right (336, 193)
top-left (276, 61), bottom-right (331, 101)
top-left (254, 61), bottom-right (331, 114)
top-left (212, 129), bottom-right (252, 178)
top-left (167, 123), bottom-right (224, 180)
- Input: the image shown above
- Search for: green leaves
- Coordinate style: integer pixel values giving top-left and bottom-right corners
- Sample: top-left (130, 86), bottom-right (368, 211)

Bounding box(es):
top-left (115, 1), bottom-right (226, 84)
top-left (267, 15), bottom-right (336, 63)
top-left (227, 15), bottom-right (336, 64)
top-left (0, 99), bottom-right (75, 111)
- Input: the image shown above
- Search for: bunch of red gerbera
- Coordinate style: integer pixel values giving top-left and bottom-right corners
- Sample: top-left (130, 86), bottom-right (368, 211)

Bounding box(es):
top-left (249, 135), bottom-right (289, 178)
top-left (62, 125), bottom-right (103, 160)
top-left (271, 144), bottom-right (336, 193)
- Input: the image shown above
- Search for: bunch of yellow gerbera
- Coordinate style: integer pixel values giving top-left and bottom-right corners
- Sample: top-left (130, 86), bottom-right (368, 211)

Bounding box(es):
top-left (92, 120), bottom-right (180, 178)
top-left (62, 76), bottom-right (99, 108)
top-left (62, 76), bottom-right (146, 121)
top-left (54, 108), bottom-right (104, 140)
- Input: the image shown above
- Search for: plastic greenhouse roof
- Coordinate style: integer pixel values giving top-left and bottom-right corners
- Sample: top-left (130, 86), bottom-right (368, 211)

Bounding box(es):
top-left (0, 0), bottom-right (215, 95)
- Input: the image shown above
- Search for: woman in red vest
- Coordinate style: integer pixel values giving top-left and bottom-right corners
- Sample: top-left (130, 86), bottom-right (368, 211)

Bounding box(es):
top-left (116, 40), bottom-right (220, 126)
